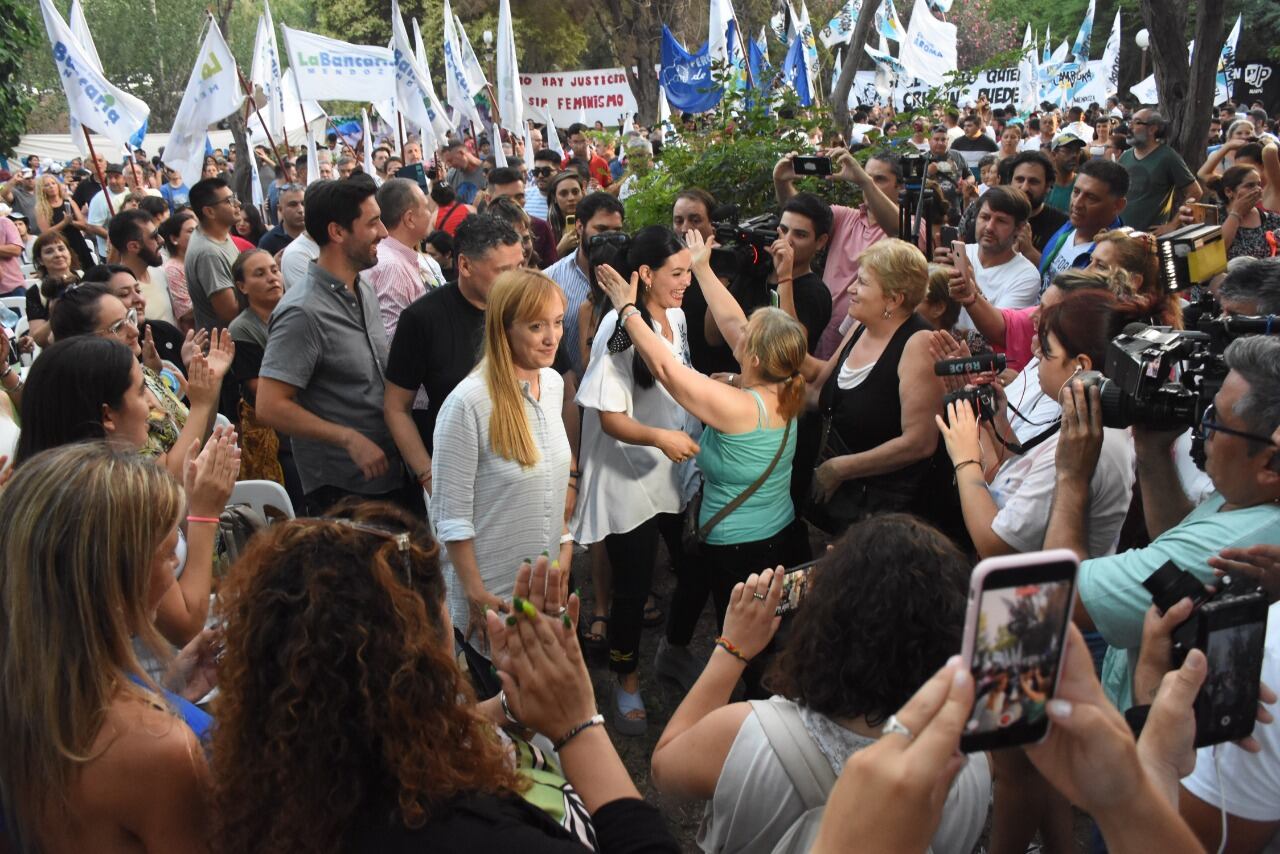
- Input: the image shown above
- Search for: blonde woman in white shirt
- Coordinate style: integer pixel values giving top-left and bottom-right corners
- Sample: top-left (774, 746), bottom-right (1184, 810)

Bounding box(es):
top-left (430, 269), bottom-right (574, 644)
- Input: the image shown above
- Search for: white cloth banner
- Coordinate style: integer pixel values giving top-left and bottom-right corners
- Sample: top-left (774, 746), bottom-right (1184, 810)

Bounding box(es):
top-left (519, 69), bottom-right (638, 129)
top-left (166, 19), bottom-right (245, 188)
top-left (281, 25), bottom-right (395, 102)
top-left (897, 0), bottom-right (956, 87)
top-left (1075, 10), bottom-right (1119, 105)
top-left (250, 0), bottom-right (287, 138)
top-left (390, 0), bottom-right (451, 149)
top-left (1017, 24), bottom-right (1038, 113)
top-left (496, 0), bottom-right (525, 134)
top-left (442, 0), bottom-right (482, 128)
top-left (40, 0), bottom-right (150, 150)
top-left (848, 65), bottom-right (1083, 111)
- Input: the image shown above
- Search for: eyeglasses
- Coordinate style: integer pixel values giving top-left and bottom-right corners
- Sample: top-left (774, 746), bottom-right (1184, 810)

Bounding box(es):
top-left (102, 308), bottom-right (139, 338)
top-left (1198, 403), bottom-right (1278, 446)
top-left (310, 517), bottom-right (413, 583)
top-left (211, 194), bottom-right (241, 208)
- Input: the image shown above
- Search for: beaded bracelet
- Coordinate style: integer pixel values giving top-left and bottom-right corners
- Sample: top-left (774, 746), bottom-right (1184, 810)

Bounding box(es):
top-left (715, 636), bottom-right (749, 663)
top-left (553, 713), bottom-right (605, 751)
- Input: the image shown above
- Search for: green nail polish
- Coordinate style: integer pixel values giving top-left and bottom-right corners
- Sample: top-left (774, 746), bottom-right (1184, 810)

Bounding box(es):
top-left (563, 614), bottom-right (573, 629)
top-left (520, 599), bottom-right (539, 619)
top-left (523, 557), bottom-right (532, 565)
top-left (505, 614), bottom-right (517, 626)
top-left (541, 550), bottom-right (550, 557)
top-left (512, 596), bottom-right (526, 612)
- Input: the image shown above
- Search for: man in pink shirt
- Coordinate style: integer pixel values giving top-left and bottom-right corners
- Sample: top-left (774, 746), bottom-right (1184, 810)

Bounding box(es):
top-left (0, 208), bottom-right (25, 296)
top-left (367, 177), bottom-right (437, 341)
top-left (773, 149), bottom-right (902, 358)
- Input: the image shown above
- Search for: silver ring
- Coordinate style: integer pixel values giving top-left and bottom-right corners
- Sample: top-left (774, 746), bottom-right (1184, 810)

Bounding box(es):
top-left (557, 606), bottom-right (568, 617)
top-left (881, 713), bottom-right (913, 740)
top-left (752, 592), bottom-right (767, 601)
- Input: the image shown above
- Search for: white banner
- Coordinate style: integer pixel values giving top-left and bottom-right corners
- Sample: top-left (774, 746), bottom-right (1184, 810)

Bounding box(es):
top-left (250, 67), bottom-right (326, 148)
top-left (250, 0), bottom-right (287, 137)
top-left (390, 0), bottom-right (451, 148)
top-left (847, 65), bottom-right (1112, 111)
top-left (898, 0), bottom-right (956, 87)
top-left (281, 25), bottom-right (395, 102)
top-left (166, 19), bottom-right (245, 187)
top-left (40, 0), bottom-right (150, 151)
top-left (496, 0), bottom-right (525, 133)
top-left (519, 69), bottom-right (638, 129)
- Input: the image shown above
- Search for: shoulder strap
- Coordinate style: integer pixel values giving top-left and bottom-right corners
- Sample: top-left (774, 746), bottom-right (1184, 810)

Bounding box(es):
top-left (746, 388), bottom-right (768, 429)
top-left (748, 700), bottom-right (837, 810)
top-left (697, 417), bottom-right (791, 541)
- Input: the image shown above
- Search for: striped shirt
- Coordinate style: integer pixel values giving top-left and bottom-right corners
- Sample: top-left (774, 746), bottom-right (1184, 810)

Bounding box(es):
top-left (544, 252), bottom-right (592, 376)
top-left (524, 179), bottom-right (549, 219)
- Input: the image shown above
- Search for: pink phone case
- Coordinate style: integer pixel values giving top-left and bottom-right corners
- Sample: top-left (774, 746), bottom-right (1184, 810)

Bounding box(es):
top-left (959, 549), bottom-right (1079, 748)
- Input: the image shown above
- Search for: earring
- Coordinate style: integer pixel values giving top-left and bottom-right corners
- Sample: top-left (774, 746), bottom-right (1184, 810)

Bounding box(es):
top-left (882, 307), bottom-right (893, 319)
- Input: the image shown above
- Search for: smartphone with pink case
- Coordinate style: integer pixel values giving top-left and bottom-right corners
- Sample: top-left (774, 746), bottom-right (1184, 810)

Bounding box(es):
top-left (959, 549), bottom-right (1079, 753)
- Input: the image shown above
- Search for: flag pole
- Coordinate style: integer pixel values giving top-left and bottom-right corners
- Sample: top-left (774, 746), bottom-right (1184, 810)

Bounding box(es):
top-left (397, 112), bottom-right (407, 158)
top-left (82, 127), bottom-right (115, 216)
top-left (234, 65), bottom-right (288, 177)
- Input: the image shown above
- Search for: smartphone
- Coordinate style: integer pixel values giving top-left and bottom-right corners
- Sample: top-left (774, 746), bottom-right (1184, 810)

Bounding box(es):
top-left (951, 240), bottom-right (972, 279)
top-left (792, 155), bottom-right (832, 177)
top-left (1188, 592), bottom-right (1269, 747)
top-left (940, 225), bottom-right (959, 246)
top-left (959, 550), bottom-right (1078, 753)
top-left (776, 560), bottom-right (818, 615)
top-left (566, 214), bottom-right (576, 227)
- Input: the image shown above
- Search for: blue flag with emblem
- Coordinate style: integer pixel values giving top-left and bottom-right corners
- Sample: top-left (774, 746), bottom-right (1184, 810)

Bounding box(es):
top-left (782, 33), bottom-right (811, 106)
top-left (659, 25), bottom-right (722, 113)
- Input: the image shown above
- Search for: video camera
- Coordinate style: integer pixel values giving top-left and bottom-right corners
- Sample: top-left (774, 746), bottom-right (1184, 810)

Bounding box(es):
top-left (936, 353), bottom-right (1007, 426)
top-left (1142, 561), bottom-right (1269, 747)
top-left (709, 205), bottom-right (780, 284)
top-left (1078, 315), bottom-right (1280, 449)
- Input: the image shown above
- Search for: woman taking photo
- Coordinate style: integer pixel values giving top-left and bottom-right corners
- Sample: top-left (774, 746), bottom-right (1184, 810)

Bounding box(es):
top-left (935, 289), bottom-right (1139, 560)
top-left (548, 171), bottom-right (586, 257)
top-left (430, 269), bottom-right (574, 642)
top-left (25, 231), bottom-right (82, 347)
top-left (229, 248), bottom-right (289, 486)
top-left (210, 502), bottom-right (679, 853)
top-left (0, 441), bottom-right (235, 852)
top-left (34, 173), bottom-right (95, 271)
top-left (159, 209), bottom-right (197, 331)
top-left (650, 515), bottom-right (990, 854)
top-left (802, 239), bottom-right (943, 534)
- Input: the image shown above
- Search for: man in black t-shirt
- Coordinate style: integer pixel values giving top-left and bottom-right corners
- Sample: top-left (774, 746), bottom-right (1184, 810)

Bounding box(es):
top-left (383, 215), bottom-right (525, 491)
top-left (774, 192), bottom-right (834, 355)
top-left (949, 114), bottom-right (999, 178)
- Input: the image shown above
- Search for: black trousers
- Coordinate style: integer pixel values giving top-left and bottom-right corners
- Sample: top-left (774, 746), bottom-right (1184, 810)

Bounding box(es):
top-left (603, 512), bottom-right (684, 676)
top-left (303, 479), bottom-right (425, 518)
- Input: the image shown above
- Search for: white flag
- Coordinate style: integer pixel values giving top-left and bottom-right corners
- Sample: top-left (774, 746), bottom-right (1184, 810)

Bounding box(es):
top-left (898, 0), bottom-right (956, 87)
top-left (442, 0), bottom-right (482, 128)
top-left (303, 129), bottom-right (320, 186)
top-left (708, 0), bottom-right (736, 63)
top-left (362, 108), bottom-right (376, 179)
top-left (496, 0), bottom-right (524, 134)
top-left (67, 0), bottom-right (104, 154)
top-left (818, 0), bottom-right (862, 49)
top-left (1017, 23), bottom-right (1038, 113)
top-left (1051, 39), bottom-right (1069, 64)
top-left (455, 14), bottom-right (489, 94)
top-left (390, 0), bottom-right (451, 150)
top-left (40, 0), bottom-right (150, 151)
top-left (281, 26), bottom-right (395, 102)
top-left (165, 18), bottom-right (245, 187)
top-left (250, 0), bottom-right (287, 137)
top-left (1100, 10), bottom-right (1120, 98)
top-left (1217, 16), bottom-right (1241, 104)
top-left (251, 66), bottom-right (325, 147)
top-left (249, 144), bottom-right (264, 208)
top-left (523, 122), bottom-right (536, 168)
top-left (412, 17), bottom-right (428, 69)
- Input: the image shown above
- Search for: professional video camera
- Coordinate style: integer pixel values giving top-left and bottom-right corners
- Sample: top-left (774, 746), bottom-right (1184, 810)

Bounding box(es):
top-left (898, 151), bottom-right (943, 256)
top-left (708, 205), bottom-right (781, 292)
top-left (1077, 314), bottom-right (1280, 465)
top-left (935, 353), bottom-right (1007, 426)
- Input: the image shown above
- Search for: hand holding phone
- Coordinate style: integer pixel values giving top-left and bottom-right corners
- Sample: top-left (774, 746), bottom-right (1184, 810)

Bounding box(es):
top-left (792, 155), bottom-right (833, 177)
top-left (951, 240), bottom-right (975, 288)
top-left (776, 560), bottom-right (817, 615)
top-left (959, 550), bottom-right (1078, 752)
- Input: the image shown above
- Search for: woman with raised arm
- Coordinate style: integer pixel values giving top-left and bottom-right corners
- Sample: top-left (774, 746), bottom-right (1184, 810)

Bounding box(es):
top-left (593, 226), bottom-right (811, 695)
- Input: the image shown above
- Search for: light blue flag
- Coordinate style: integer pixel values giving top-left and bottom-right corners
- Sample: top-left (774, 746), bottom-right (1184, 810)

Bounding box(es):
top-left (1071, 0), bottom-right (1095, 62)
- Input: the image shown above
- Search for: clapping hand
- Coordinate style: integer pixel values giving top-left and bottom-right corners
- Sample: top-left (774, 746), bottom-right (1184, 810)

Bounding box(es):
top-left (204, 327), bottom-right (235, 381)
top-left (184, 353), bottom-right (220, 408)
top-left (183, 425), bottom-right (241, 518)
top-left (165, 627), bottom-right (222, 703)
top-left (180, 327), bottom-right (209, 367)
top-left (935, 398), bottom-right (983, 467)
top-left (141, 324), bottom-right (162, 373)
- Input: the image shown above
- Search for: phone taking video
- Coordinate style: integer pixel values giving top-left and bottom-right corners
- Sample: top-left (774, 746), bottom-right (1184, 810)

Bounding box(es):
top-left (960, 549), bottom-right (1078, 753)
top-left (775, 560), bottom-right (817, 616)
top-left (1191, 594), bottom-right (1269, 746)
top-left (792, 155), bottom-right (832, 177)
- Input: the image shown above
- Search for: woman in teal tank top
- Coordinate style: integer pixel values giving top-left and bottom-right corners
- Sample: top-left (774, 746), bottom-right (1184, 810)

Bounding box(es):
top-left (596, 228), bottom-right (811, 695)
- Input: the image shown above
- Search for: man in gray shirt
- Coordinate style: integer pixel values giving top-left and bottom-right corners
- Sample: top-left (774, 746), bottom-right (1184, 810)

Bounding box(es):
top-left (1, 169), bottom-right (39, 235)
top-left (442, 139), bottom-right (487, 205)
top-left (256, 176), bottom-right (419, 516)
top-left (184, 177), bottom-right (243, 330)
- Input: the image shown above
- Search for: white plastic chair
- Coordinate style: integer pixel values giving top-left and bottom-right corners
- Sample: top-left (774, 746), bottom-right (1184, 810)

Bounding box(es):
top-left (229, 479), bottom-right (295, 520)
top-left (0, 296), bottom-right (25, 319)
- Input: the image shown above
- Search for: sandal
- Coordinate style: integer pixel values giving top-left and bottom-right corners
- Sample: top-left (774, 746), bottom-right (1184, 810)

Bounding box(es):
top-left (642, 592), bottom-right (665, 628)
top-left (579, 614), bottom-right (608, 654)
top-left (611, 681), bottom-right (648, 736)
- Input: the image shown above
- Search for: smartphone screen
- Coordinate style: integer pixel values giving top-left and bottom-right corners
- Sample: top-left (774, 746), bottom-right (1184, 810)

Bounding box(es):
top-left (792, 155), bottom-right (832, 176)
top-left (1194, 592), bottom-right (1269, 747)
top-left (776, 561), bottom-right (817, 615)
top-left (960, 550), bottom-right (1078, 753)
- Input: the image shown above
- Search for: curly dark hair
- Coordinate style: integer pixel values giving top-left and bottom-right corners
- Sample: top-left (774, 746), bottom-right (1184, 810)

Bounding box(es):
top-left (210, 500), bottom-right (524, 853)
top-left (768, 514), bottom-right (970, 726)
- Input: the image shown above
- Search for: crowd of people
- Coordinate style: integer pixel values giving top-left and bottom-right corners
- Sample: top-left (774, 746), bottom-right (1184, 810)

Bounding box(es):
top-left (0, 92), bottom-right (1279, 853)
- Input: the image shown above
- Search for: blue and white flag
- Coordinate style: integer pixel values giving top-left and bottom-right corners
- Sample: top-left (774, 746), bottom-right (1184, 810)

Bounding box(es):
top-left (782, 33), bottom-right (811, 106)
top-left (1051, 39), bottom-right (1069, 64)
top-left (281, 26), bottom-right (395, 102)
top-left (165, 17), bottom-right (245, 187)
top-left (898, 0), bottom-right (956, 87)
top-left (818, 0), bottom-right (863, 49)
top-left (361, 109), bottom-right (376, 179)
top-left (1042, 25), bottom-right (1052, 64)
top-left (875, 0), bottom-right (905, 43)
top-left (1017, 23), bottom-right (1038, 113)
top-left (794, 1), bottom-right (821, 102)
top-left (250, 0), bottom-right (287, 137)
top-left (390, 0), bottom-right (451, 148)
top-left (442, 0), bottom-right (482, 128)
top-left (1071, 0), bottom-right (1095, 62)
top-left (1218, 15), bottom-right (1241, 103)
top-left (927, 0), bottom-right (952, 12)
top-left (41, 0), bottom-right (150, 151)
top-left (659, 26), bottom-right (721, 113)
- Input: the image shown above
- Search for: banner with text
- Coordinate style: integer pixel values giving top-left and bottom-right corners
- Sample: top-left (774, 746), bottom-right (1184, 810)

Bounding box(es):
top-left (281, 26), bottom-right (395, 102)
top-left (847, 64), bottom-right (1107, 111)
top-left (520, 68), bottom-right (638, 128)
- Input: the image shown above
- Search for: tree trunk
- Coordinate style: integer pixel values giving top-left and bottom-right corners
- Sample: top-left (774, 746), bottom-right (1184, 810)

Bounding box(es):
top-left (1140, 0), bottom-right (1225, 168)
top-left (831, 0), bottom-right (880, 133)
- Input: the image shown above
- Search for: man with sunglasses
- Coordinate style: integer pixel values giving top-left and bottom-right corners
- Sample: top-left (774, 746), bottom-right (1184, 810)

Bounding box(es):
top-left (1117, 109), bottom-right (1202, 233)
top-left (525, 149), bottom-right (561, 220)
top-left (1044, 335), bottom-right (1280, 712)
top-left (185, 177), bottom-right (243, 331)
top-left (543, 192), bottom-right (625, 376)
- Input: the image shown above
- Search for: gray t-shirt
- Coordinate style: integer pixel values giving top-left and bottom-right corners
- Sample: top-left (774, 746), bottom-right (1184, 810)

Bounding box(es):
top-left (184, 227), bottom-right (240, 331)
top-left (8, 186), bottom-right (38, 233)
top-left (447, 164), bottom-right (488, 204)
top-left (259, 261), bottom-right (404, 496)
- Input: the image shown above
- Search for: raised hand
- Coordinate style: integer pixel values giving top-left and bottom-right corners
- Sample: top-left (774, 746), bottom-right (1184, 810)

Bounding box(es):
top-left (141, 323), bottom-right (162, 373)
top-left (184, 353), bottom-right (220, 408)
top-left (184, 425), bottom-right (241, 518)
top-left (935, 398), bottom-right (983, 466)
top-left (721, 567), bottom-right (784, 660)
top-left (595, 264), bottom-right (638, 313)
top-left (181, 327), bottom-right (210, 367)
top-left (203, 327), bottom-right (236, 381)
top-left (684, 228), bottom-right (718, 271)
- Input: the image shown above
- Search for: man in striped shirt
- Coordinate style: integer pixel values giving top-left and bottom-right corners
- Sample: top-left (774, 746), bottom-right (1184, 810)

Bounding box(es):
top-left (367, 177), bottom-right (442, 341)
